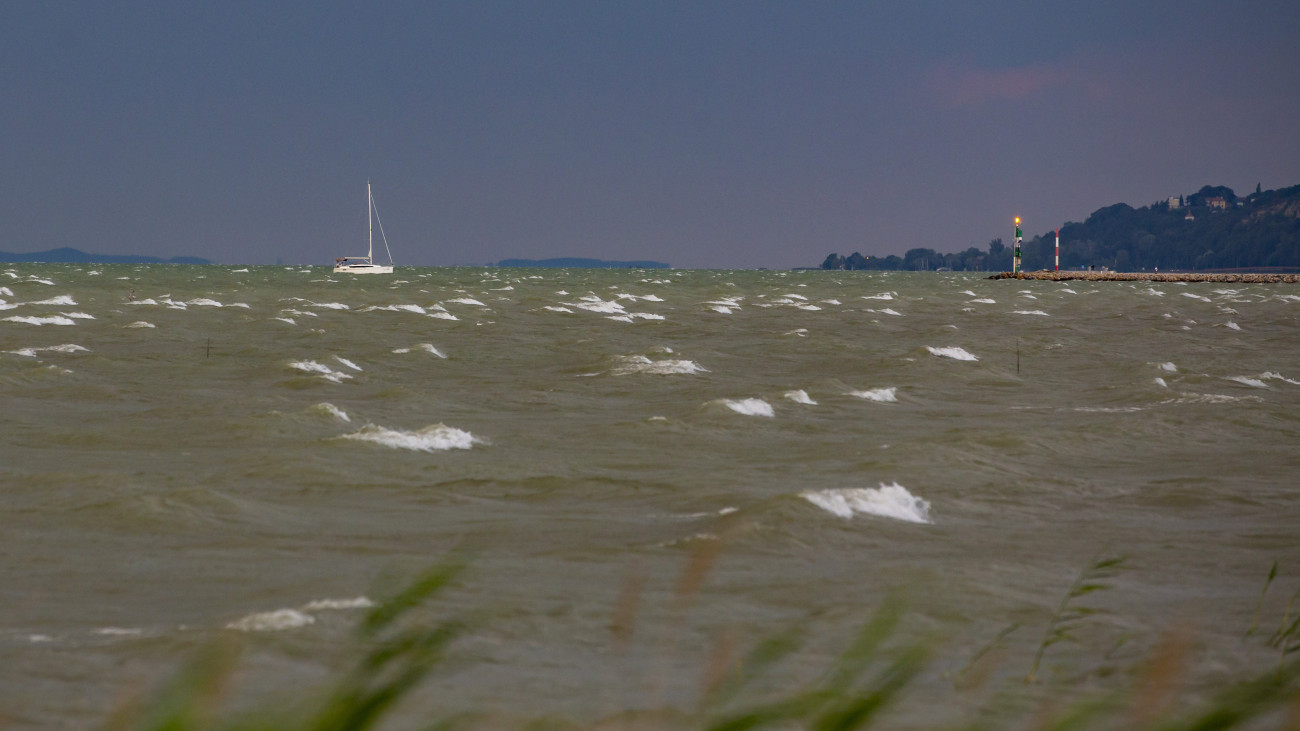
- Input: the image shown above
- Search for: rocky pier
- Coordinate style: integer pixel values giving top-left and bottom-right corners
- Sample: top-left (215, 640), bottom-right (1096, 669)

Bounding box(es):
top-left (988, 271), bottom-right (1300, 284)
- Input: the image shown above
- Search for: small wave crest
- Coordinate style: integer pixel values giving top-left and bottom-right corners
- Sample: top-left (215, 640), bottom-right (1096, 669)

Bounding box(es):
top-left (927, 346), bottom-right (978, 361)
top-left (800, 483), bottom-right (932, 524)
top-left (226, 609), bottom-right (315, 632)
top-left (289, 360), bottom-right (354, 383)
top-left (341, 423), bottom-right (482, 452)
top-left (611, 355), bottom-right (707, 375)
top-left (720, 398), bottom-right (775, 417)
top-left (784, 389), bottom-right (817, 405)
top-left (848, 387), bottom-right (897, 403)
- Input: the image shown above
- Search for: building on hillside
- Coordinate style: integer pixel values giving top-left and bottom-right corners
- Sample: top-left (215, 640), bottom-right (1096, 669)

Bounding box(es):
top-left (1168, 196), bottom-right (1182, 209)
top-left (1184, 211), bottom-right (1195, 221)
top-left (1206, 196), bottom-right (1227, 210)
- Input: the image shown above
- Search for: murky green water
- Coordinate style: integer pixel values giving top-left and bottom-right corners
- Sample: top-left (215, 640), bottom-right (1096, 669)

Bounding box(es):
top-left (2, 264), bottom-right (1298, 726)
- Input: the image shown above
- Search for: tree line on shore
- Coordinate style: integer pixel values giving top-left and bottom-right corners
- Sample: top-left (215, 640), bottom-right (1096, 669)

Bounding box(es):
top-left (822, 183), bottom-right (1300, 272)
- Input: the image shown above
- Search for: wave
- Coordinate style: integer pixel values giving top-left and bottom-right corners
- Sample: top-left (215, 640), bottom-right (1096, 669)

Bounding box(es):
top-left (720, 398), bottom-right (775, 417)
top-left (341, 423), bottom-right (482, 452)
top-left (927, 346), bottom-right (978, 361)
top-left (312, 402), bottom-right (350, 422)
top-left (288, 360), bottom-right (354, 383)
top-left (611, 355), bottom-right (707, 375)
top-left (800, 483), bottom-right (932, 524)
top-left (3, 315), bottom-right (77, 326)
top-left (848, 387), bottom-right (897, 403)
top-left (125, 321), bottom-right (156, 328)
top-left (784, 389), bottom-right (817, 405)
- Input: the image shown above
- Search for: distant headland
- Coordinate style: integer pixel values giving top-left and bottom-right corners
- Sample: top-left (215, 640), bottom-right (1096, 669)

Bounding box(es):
top-left (820, 183), bottom-right (1300, 273)
top-left (496, 257), bottom-right (669, 269)
top-left (0, 247), bottom-right (211, 265)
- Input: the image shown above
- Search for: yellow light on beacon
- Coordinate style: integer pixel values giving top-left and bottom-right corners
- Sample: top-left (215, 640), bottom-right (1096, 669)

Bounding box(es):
top-left (1014, 217), bottom-right (1020, 225)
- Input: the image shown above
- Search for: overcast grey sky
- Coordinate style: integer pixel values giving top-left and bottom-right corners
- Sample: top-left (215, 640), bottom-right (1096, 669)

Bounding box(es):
top-left (2, 1), bottom-right (1298, 267)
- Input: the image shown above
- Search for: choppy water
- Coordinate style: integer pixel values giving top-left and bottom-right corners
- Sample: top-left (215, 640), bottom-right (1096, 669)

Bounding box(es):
top-left (2, 264), bottom-right (1298, 727)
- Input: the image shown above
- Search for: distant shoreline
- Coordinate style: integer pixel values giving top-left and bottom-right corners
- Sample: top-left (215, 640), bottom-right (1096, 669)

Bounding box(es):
top-left (989, 270), bottom-right (1300, 283)
top-left (0, 247), bottom-right (211, 265)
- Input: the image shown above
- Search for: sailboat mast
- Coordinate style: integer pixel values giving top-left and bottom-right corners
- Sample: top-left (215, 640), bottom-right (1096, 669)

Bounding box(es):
top-left (367, 180), bottom-right (374, 261)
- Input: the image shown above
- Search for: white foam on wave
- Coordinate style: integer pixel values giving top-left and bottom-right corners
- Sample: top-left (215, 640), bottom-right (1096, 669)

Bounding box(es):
top-left (313, 402), bottom-right (350, 422)
top-left (720, 398), bottom-right (774, 417)
top-left (311, 302), bottom-right (350, 310)
top-left (341, 423), bottom-right (482, 452)
top-left (570, 297), bottom-right (626, 314)
top-left (1227, 376), bottom-right (1269, 388)
top-left (0, 286), bottom-right (12, 296)
top-left (232, 268), bottom-right (249, 273)
top-left (1263, 372), bottom-right (1300, 386)
top-left (227, 609), bottom-right (315, 632)
top-left (125, 321), bottom-right (156, 328)
top-left (862, 292), bottom-right (895, 300)
top-left (301, 597), bottom-right (375, 611)
top-left (612, 355), bottom-right (707, 375)
top-left (93, 627), bottom-right (143, 636)
top-left (1013, 310), bottom-right (1049, 316)
top-left (6, 344), bottom-right (88, 357)
top-left (1182, 293), bottom-right (1212, 302)
top-left (709, 305), bottom-right (734, 314)
top-left (428, 311), bottom-right (459, 320)
top-left (1225, 321), bottom-right (1241, 330)
top-left (187, 298), bottom-right (223, 307)
top-left (289, 360), bottom-right (353, 383)
top-left (848, 387), bottom-right (897, 403)
top-left (128, 298), bottom-right (159, 306)
top-left (784, 389), bottom-right (817, 405)
top-left (544, 305), bottom-right (573, 313)
top-left (796, 304), bottom-right (822, 311)
top-left (1154, 377), bottom-right (1168, 388)
top-left (877, 308), bottom-right (903, 316)
top-left (393, 343), bottom-right (447, 358)
top-left (970, 298), bottom-right (996, 304)
top-left (927, 346), bottom-right (978, 361)
top-left (1159, 362), bottom-right (1178, 373)
top-left (446, 297), bottom-right (486, 306)
top-left (61, 311), bottom-right (95, 320)
top-left (274, 317), bottom-right (297, 325)
top-left (4, 315), bottom-right (76, 326)
top-left (800, 483), bottom-right (932, 524)
top-left (333, 356), bottom-right (362, 372)
top-left (363, 303), bottom-right (427, 314)
top-left (29, 295), bottom-right (77, 306)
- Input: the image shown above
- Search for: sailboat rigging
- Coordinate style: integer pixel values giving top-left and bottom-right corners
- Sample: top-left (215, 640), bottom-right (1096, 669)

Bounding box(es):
top-left (334, 181), bottom-right (394, 274)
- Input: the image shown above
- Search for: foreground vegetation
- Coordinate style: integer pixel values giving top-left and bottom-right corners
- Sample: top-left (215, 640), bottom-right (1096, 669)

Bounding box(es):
top-left (105, 553), bottom-right (1300, 730)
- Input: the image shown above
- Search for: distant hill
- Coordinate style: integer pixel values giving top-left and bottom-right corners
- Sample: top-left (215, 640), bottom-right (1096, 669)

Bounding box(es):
top-left (822, 183), bottom-right (1300, 272)
top-left (496, 257), bottom-right (669, 269)
top-left (0, 247), bottom-right (212, 265)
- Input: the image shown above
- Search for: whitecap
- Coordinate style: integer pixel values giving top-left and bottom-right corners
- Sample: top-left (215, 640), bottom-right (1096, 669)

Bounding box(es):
top-left (721, 398), bottom-right (775, 417)
top-left (1159, 362), bottom-right (1178, 373)
top-left (970, 298), bottom-right (996, 304)
top-left (125, 321), bottom-right (156, 328)
top-left (1181, 293), bottom-right (1211, 302)
top-left (29, 295), bottom-right (77, 306)
top-left (927, 346), bottom-right (978, 361)
top-left (1154, 377), bottom-right (1168, 388)
top-left (446, 297), bottom-right (486, 306)
top-left (363, 304), bottom-right (426, 314)
top-left (428, 311), bottom-right (459, 320)
top-left (341, 423), bottom-right (481, 452)
top-left (709, 306), bottom-right (734, 314)
top-left (60, 312), bottom-right (95, 320)
top-left (232, 268), bottom-right (249, 273)
top-left (128, 298), bottom-right (159, 306)
top-left (301, 597), bottom-right (374, 611)
top-left (800, 483), bottom-right (932, 524)
top-left (311, 302), bottom-right (350, 310)
top-left (187, 298), bottom-right (223, 307)
top-left (796, 304), bottom-right (822, 311)
top-left (544, 306), bottom-right (573, 313)
top-left (0, 286), bottom-right (12, 296)
top-left (227, 609), bottom-right (315, 632)
top-left (229, 302), bottom-right (251, 309)
top-left (4, 315), bottom-right (76, 326)
top-left (1225, 321), bottom-right (1241, 330)
top-left (862, 293), bottom-right (894, 300)
top-left (611, 355), bottom-right (707, 375)
top-left (288, 360), bottom-right (353, 383)
top-left (878, 308), bottom-right (902, 316)
top-left (93, 627), bottom-right (143, 636)
top-left (571, 299), bottom-right (626, 314)
top-left (273, 317), bottom-right (297, 325)
top-left (784, 389), bottom-right (817, 405)
top-left (333, 356), bottom-right (362, 372)
top-left (848, 387), bottom-right (897, 403)
top-left (1012, 310), bottom-right (1049, 316)
top-left (312, 402), bottom-right (351, 422)
top-left (1227, 376), bottom-right (1269, 388)
top-left (627, 312), bottom-right (665, 320)
top-left (607, 315), bottom-right (634, 323)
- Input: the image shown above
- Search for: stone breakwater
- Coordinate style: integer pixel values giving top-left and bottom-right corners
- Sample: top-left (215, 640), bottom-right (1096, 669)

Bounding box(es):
top-left (988, 271), bottom-right (1300, 284)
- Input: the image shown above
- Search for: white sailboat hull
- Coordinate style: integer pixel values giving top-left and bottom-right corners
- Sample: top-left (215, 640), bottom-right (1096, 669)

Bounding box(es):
top-left (334, 262), bottom-right (394, 274)
top-left (334, 182), bottom-right (395, 274)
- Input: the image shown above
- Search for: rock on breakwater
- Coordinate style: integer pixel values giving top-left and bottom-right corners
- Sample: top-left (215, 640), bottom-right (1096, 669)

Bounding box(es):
top-left (988, 271), bottom-right (1300, 283)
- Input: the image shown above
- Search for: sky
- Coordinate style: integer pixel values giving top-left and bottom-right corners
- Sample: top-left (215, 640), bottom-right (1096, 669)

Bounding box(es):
top-left (2, 1), bottom-right (1298, 268)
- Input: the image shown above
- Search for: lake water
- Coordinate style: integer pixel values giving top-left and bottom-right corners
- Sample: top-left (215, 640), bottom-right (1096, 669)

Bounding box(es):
top-left (2, 265), bottom-right (1298, 727)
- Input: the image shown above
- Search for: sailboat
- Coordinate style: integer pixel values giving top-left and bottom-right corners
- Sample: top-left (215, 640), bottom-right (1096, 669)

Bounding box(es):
top-left (334, 181), bottom-right (394, 274)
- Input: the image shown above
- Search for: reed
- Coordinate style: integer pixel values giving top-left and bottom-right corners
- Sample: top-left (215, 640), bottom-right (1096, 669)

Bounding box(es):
top-left (106, 556), bottom-right (1300, 731)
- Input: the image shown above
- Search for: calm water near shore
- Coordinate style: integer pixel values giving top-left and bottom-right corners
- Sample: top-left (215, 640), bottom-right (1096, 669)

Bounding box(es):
top-left (2, 264), bottom-right (1298, 727)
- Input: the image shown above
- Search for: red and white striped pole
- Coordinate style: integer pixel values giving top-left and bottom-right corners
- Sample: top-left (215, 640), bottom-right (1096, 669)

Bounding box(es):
top-left (1055, 229), bottom-right (1060, 272)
